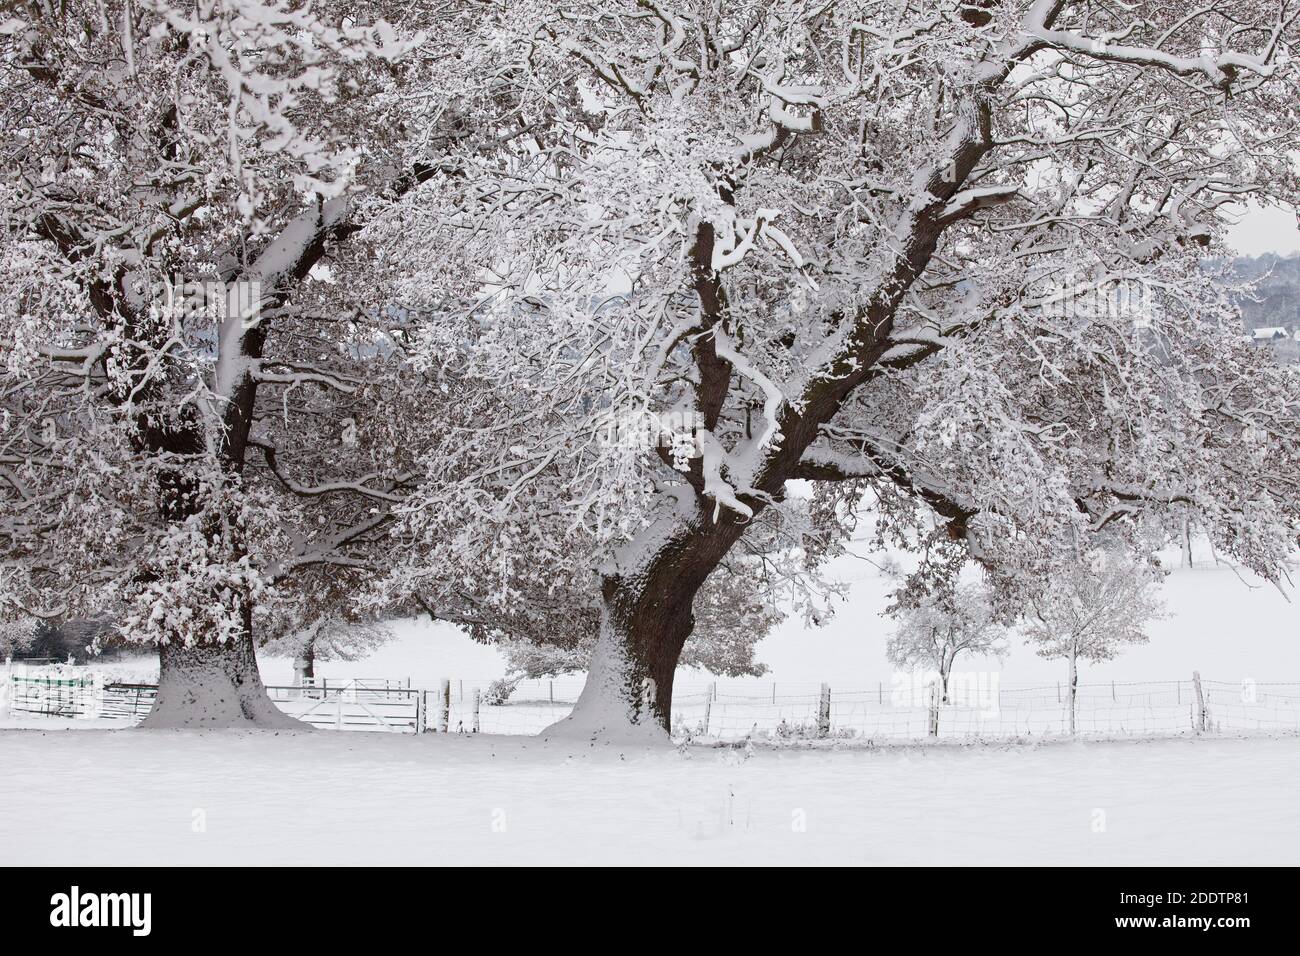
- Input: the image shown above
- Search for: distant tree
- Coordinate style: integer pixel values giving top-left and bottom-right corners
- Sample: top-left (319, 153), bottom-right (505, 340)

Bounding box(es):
top-left (262, 616), bottom-right (393, 685)
top-left (0, 616), bottom-right (126, 663)
top-left (32, 618), bottom-right (120, 663)
top-left (1024, 550), bottom-right (1166, 734)
top-left (1230, 254), bottom-right (1300, 335)
top-left (886, 580), bottom-right (1009, 734)
top-left (258, 568), bottom-right (395, 683)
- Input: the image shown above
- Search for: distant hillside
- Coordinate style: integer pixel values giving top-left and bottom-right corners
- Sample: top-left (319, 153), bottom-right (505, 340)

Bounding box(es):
top-left (1229, 253), bottom-right (1300, 332)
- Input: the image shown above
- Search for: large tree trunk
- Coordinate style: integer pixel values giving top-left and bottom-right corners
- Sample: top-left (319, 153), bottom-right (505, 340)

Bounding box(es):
top-left (544, 513), bottom-right (743, 743)
top-left (137, 466), bottom-right (296, 728)
top-left (140, 607), bottom-right (303, 730)
top-left (542, 604), bottom-right (690, 744)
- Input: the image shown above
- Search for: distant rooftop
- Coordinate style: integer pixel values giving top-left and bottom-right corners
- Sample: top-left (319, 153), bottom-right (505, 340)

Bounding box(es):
top-left (1251, 326), bottom-right (1290, 340)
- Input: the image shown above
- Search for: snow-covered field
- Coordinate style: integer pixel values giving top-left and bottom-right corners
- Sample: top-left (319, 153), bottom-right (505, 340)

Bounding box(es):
top-left (1, 729), bottom-right (1295, 865)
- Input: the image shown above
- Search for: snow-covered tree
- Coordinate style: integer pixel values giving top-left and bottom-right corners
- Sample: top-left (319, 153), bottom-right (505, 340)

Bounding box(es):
top-left (887, 580), bottom-right (1008, 734)
top-left (6, 1), bottom-right (1299, 742)
top-left (382, 0), bottom-right (1300, 739)
top-left (0, 1), bottom-right (482, 725)
top-left (266, 616), bottom-right (393, 684)
top-left (1023, 548), bottom-right (1166, 734)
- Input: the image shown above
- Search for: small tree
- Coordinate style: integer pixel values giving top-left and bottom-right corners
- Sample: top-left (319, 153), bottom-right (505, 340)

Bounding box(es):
top-left (1024, 551), bottom-right (1166, 735)
top-left (258, 569), bottom-right (395, 684)
top-left (886, 582), bottom-right (1008, 735)
top-left (262, 617), bottom-right (393, 686)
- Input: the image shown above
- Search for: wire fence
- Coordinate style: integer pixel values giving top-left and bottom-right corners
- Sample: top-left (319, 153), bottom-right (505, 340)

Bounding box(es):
top-left (4, 665), bottom-right (1298, 741)
top-left (664, 678), bottom-right (1300, 740)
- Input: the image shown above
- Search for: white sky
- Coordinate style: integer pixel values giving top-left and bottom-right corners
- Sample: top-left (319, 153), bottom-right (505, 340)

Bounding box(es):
top-left (1225, 201), bottom-right (1300, 256)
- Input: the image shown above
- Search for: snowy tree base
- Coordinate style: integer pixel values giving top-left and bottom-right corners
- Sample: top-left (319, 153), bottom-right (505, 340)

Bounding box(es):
top-left (540, 704), bottom-right (671, 747)
top-left (538, 629), bottom-right (672, 746)
top-left (138, 637), bottom-right (305, 730)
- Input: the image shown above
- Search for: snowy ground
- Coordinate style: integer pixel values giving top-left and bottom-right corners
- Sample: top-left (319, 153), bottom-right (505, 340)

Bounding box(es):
top-left (1, 729), bottom-right (1295, 865)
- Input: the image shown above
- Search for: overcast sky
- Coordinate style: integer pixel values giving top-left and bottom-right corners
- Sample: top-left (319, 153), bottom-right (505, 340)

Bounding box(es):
top-left (1225, 201), bottom-right (1300, 256)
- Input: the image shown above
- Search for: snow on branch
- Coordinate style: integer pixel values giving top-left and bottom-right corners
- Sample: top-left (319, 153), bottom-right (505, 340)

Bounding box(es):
top-left (938, 185), bottom-right (1020, 225)
top-left (1024, 9), bottom-right (1287, 90)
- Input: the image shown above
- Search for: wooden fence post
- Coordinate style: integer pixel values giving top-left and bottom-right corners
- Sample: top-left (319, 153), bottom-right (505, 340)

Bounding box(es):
top-left (702, 691), bottom-right (712, 737)
top-left (416, 690), bottom-right (426, 734)
top-left (1192, 670), bottom-right (1206, 733)
top-left (472, 688), bottom-right (481, 733)
top-left (817, 683), bottom-right (831, 738)
top-left (437, 678), bottom-right (450, 733)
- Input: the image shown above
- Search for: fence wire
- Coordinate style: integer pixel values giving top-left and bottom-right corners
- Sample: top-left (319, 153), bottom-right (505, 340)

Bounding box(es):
top-left (5, 668), bottom-right (1297, 740)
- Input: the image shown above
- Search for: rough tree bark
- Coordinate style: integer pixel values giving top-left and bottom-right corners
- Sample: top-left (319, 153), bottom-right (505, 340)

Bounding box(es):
top-left (546, 503), bottom-right (750, 742)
